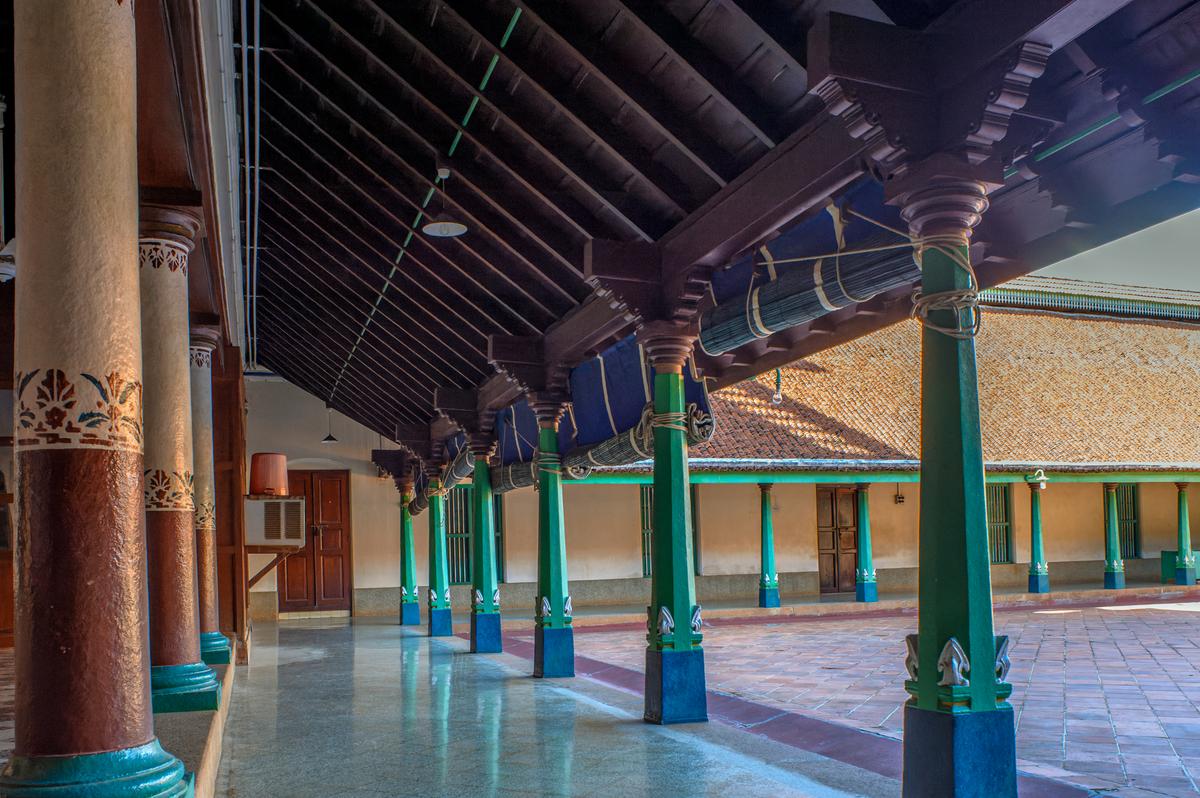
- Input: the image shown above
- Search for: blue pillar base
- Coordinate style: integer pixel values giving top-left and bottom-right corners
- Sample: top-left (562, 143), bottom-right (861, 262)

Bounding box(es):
top-left (199, 631), bottom-right (231, 665)
top-left (400, 601), bottom-right (421, 625)
top-left (1104, 570), bottom-right (1125, 590)
top-left (757, 587), bottom-right (780, 608)
top-left (855, 581), bottom-right (878, 603)
top-left (902, 703), bottom-right (1016, 798)
top-left (534, 625), bottom-right (575, 678)
top-left (470, 611), bottom-right (503, 653)
top-left (428, 607), bottom-right (453, 637)
top-left (1177, 567), bottom-right (1197, 586)
top-left (150, 662), bottom-right (221, 714)
top-left (1027, 573), bottom-right (1050, 593)
top-left (0, 739), bottom-right (192, 798)
top-left (644, 648), bottom-right (708, 725)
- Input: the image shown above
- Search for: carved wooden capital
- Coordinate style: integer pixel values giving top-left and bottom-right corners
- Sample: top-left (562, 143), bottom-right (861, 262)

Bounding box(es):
top-left (528, 392), bottom-right (568, 429)
top-left (139, 204), bottom-right (201, 251)
top-left (467, 431), bottom-right (497, 460)
top-left (887, 157), bottom-right (991, 241)
top-left (637, 320), bottom-right (698, 374)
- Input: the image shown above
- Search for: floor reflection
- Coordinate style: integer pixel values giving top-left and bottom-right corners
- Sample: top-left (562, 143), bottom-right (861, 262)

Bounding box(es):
top-left (216, 619), bottom-right (896, 797)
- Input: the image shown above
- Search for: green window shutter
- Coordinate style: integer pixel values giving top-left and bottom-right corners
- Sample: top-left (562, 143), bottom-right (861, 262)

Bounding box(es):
top-left (985, 484), bottom-right (1013, 564)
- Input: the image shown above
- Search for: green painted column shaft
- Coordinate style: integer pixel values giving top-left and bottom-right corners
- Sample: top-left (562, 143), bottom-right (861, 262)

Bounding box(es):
top-left (427, 482), bottom-right (450, 610)
top-left (647, 370), bottom-right (701, 652)
top-left (758, 484), bottom-right (777, 591)
top-left (1029, 488), bottom-right (1047, 577)
top-left (1177, 484), bottom-right (1195, 577)
top-left (911, 240), bottom-right (1006, 714)
top-left (400, 490), bottom-right (419, 605)
top-left (472, 460), bottom-right (500, 614)
top-left (536, 425), bottom-right (571, 628)
top-left (1104, 484), bottom-right (1124, 579)
top-left (856, 484), bottom-right (876, 587)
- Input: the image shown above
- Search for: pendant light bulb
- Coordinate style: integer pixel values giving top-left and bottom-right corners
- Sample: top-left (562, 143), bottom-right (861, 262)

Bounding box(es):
top-left (321, 407), bottom-right (338, 444)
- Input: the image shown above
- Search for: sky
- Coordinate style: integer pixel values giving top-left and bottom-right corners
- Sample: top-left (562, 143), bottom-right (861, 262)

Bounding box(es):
top-left (1037, 207), bottom-right (1200, 290)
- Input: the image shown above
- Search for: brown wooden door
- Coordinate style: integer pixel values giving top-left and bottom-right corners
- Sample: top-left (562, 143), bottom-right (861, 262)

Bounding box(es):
top-left (817, 486), bottom-right (859, 594)
top-left (279, 470), bottom-right (352, 612)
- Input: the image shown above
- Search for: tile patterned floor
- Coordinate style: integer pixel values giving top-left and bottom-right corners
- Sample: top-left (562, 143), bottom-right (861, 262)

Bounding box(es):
top-left (561, 601), bottom-right (1200, 797)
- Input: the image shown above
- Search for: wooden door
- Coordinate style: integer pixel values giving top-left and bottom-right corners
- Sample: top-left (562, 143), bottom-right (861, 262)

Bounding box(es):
top-left (817, 487), bottom-right (858, 594)
top-left (279, 470), bottom-right (352, 612)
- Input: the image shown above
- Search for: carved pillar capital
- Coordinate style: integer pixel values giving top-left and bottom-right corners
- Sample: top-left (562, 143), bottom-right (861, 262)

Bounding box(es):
top-left (888, 158), bottom-right (991, 242)
top-left (139, 204), bottom-right (201, 252)
top-left (528, 392), bottom-right (568, 430)
top-left (189, 326), bottom-right (222, 357)
top-left (637, 320), bottom-right (697, 374)
top-left (468, 432), bottom-right (497, 460)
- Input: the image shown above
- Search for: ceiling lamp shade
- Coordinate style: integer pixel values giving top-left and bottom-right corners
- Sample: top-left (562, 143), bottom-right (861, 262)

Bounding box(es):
top-left (421, 165), bottom-right (468, 238)
top-left (421, 211), bottom-right (467, 238)
top-left (321, 406), bottom-right (338, 444)
top-left (249, 452), bottom-right (289, 496)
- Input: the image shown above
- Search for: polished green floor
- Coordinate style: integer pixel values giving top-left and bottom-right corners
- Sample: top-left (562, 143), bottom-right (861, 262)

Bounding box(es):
top-left (216, 619), bottom-right (898, 797)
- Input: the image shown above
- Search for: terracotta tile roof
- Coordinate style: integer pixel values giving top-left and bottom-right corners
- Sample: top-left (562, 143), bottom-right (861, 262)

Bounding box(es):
top-left (698, 309), bottom-right (1200, 471)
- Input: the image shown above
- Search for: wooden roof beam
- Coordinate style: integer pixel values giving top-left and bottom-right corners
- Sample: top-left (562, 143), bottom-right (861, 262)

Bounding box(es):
top-left (435, 0), bottom-right (693, 219)
top-left (607, 0), bottom-right (778, 148)
top-left (516, 0), bottom-right (734, 188)
top-left (259, 221), bottom-right (483, 384)
top-left (263, 51), bottom-right (584, 298)
top-left (354, 0), bottom-right (660, 242)
top-left (259, 105), bottom-right (565, 322)
top-left (262, 134), bottom-right (551, 333)
top-left (256, 253), bottom-right (456, 394)
top-left (266, 3), bottom-right (595, 257)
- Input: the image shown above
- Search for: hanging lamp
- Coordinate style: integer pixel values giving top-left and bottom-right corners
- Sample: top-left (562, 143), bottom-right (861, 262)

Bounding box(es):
top-left (321, 405), bottom-right (338, 444)
top-left (422, 167), bottom-right (468, 238)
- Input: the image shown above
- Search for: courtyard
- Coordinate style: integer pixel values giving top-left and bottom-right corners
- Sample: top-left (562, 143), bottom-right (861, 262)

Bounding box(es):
top-left (194, 596), bottom-right (1200, 797)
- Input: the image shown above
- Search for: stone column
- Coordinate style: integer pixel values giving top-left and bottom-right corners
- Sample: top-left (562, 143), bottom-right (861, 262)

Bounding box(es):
top-left (398, 477), bottom-right (421, 625)
top-left (856, 484), bottom-right (878, 602)
top-left (895, 177), bottom-right (1015, 797)
top-left (1027, 480), bottom-right (1050, 593)
top-left (640, 323), bottom-right (707, 725)
top-left (1103, 483), bottom-right (1125, 589)
top-left (531, 396), bottom-right (573, 677)
top-left (1176, 483), bottom-right (1196, 585)
top-left (190, 329), bottom-right (231, 664)
top-left (757, 483), bottom-right (780, 608)
top-left (2, 1), bottom-right (188, 793)
top-left (141, 205), bottom-right (221, 713)
top-left (469, 434), bottom-right (502, 653)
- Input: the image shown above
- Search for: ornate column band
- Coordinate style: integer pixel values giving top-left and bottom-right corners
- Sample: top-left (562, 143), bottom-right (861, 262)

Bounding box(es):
top-left (140, 205), bottom-right (220, 713)
top-left (4, 2), bottom-right (189, 795)
top-left (190, 328), bottom-right (230, 664)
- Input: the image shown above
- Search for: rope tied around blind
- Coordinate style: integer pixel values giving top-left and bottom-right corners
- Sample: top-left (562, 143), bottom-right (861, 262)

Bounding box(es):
top-left (652, 411), bottom-right (690, 433)
top-left (750, 205), bottom-right (981, 339)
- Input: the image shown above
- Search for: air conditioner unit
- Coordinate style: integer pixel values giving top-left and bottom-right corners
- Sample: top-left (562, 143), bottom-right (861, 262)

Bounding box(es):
top-left (245, 496), bottom-right (306, 548)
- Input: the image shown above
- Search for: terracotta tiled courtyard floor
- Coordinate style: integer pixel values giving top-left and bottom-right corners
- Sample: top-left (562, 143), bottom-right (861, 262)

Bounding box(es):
top-left (565, 600), bottom-right (1200, 797)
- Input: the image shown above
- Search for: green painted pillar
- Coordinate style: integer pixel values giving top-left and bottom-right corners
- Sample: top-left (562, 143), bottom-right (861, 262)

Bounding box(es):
top-left (399, 483), bottom-right (420, 625)
top-left (533, 401), bottom-right (574, 677)
top-left (1104, 483), bottom-right (1125, 589)
top-left (470, 439), bottom-right (502, 652)
top-left (856, 484), bottom-right (877, 602)
top-left (1027, 477), bottom-right (1050, 593)
top-left (1176, 483), bottom-right (1196, 585)
top-left (426, 479), bottom-right (453, 637)
top-left (896, 179), bottom-right (1015, 797)
top-left (641, 328), bottom-right (706, 725)
top-left (758, 484), bottom-right (780, 608)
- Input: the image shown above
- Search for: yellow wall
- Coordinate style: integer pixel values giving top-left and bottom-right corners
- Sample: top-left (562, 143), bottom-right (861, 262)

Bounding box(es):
top-left (244, 379), bottom-right (423, 598)
top-left (244, 377), bottom-right (1197, 608)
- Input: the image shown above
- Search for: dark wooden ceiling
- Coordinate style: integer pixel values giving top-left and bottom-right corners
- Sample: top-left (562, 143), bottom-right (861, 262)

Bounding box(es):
top-left (242, 0), bottom-right (1200, 443)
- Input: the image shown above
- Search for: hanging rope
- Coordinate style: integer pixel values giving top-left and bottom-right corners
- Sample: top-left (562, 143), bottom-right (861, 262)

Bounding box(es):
top-left (652, 411), bottom-right (690, 432)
